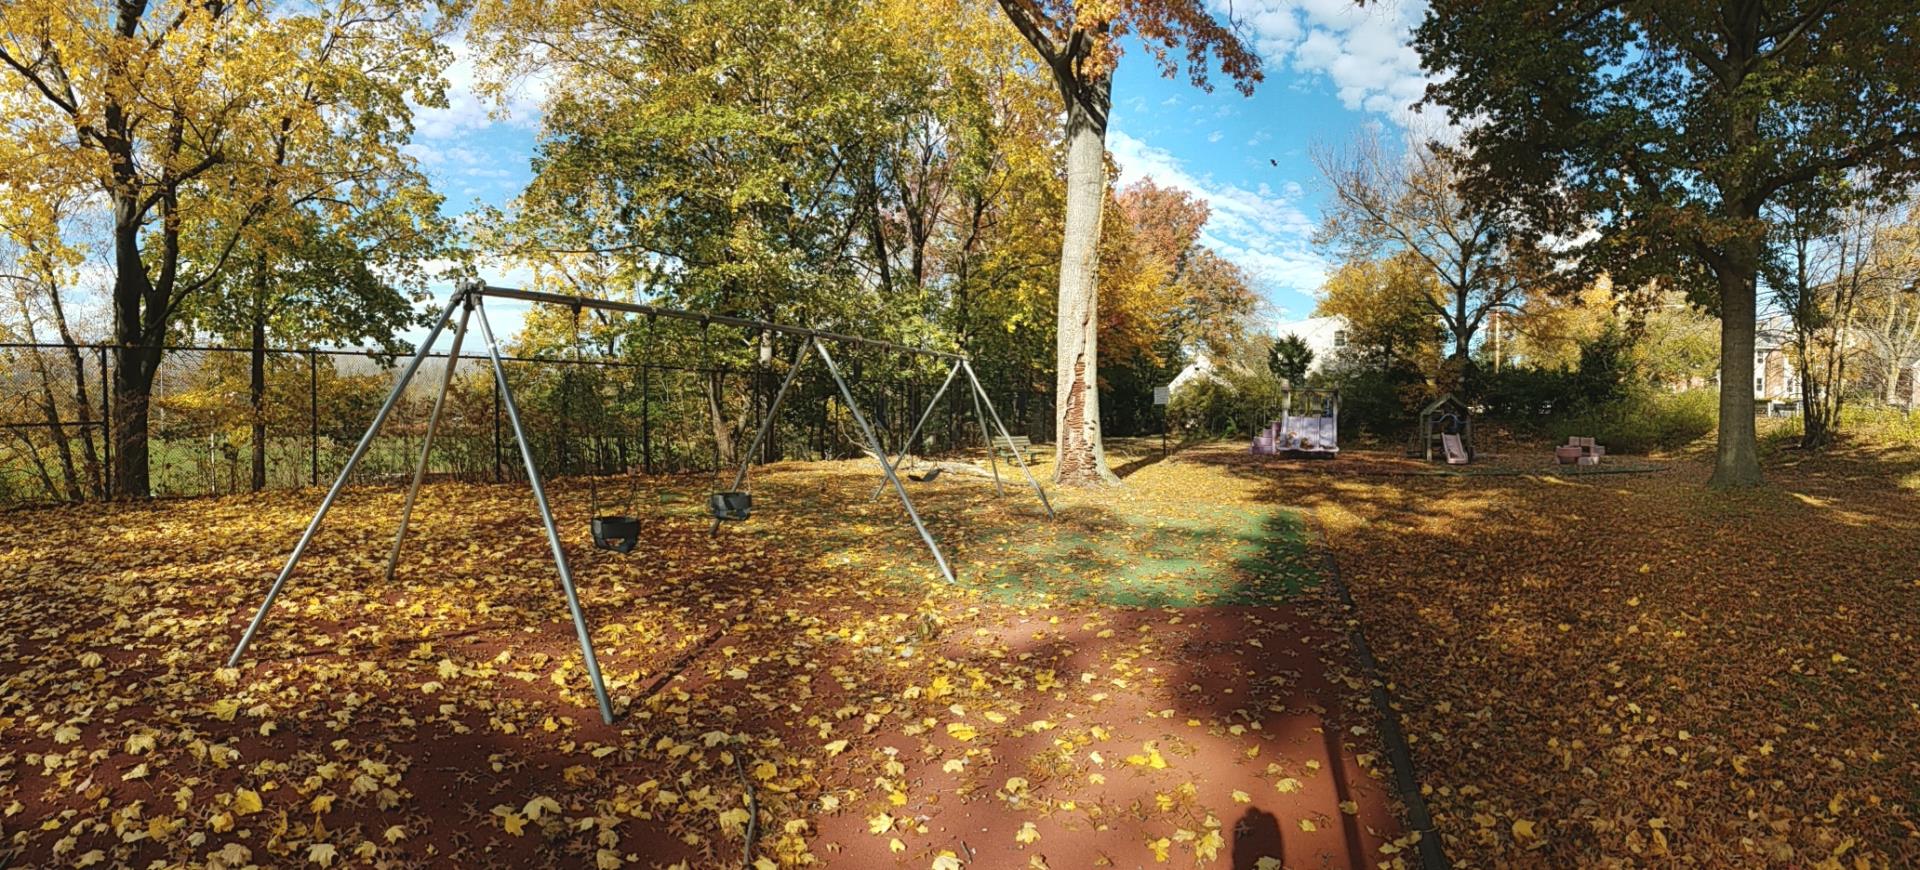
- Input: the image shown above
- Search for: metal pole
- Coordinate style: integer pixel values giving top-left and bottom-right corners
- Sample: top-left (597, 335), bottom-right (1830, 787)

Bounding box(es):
top-left (308, 349), bottom-right (319, 487)
top-left (967, 374), bottom-right (1004, 495)
top-left (711, 339), bottom-right (811, 535)
top-left (227, 291), bottom-right (467, 668)
top-left (814, 339), bottom-right (957, 583)
top-left (383, 302), bottom-right (473, 581)
top-left (473, 296), bottom-right (617, 724)
top-left (870, 361), bottom-right (962, 499)
top-left (961, 360), bottom-right (1053, 520)
top-left (492, 371), bottom-right (503, 483)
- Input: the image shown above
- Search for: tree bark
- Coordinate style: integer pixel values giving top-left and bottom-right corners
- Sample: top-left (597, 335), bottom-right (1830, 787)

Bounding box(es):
top-left (1710, 255), bottom-right (1763, 487)
top-left (250, 296), bottom-right (268, 492)
top-left (110, 193), bottom-right (162, 499)
top-left (1051, 72), bottom-right (1118, 487)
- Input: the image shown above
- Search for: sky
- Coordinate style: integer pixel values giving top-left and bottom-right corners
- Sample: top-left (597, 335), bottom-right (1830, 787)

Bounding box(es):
top-left (395, 0), bottom-right (1440, 345)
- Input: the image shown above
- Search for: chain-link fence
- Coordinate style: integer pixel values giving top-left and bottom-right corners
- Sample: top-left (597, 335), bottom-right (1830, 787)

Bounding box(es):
top-left (1, 340), bottom-right (1050, 508)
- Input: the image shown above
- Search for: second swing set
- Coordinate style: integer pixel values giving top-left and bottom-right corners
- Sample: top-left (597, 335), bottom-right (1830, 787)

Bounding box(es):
top-left (225, 280), bottom-right (1051, 724)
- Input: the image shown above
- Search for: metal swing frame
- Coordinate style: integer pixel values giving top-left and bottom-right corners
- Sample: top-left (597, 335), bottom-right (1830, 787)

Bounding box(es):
top-left (225, 280), bottom-right (1050, 724)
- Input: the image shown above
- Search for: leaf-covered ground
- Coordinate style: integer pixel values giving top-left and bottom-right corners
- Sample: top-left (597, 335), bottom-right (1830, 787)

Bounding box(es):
top-left (1213, 443), bottom-right (1920, 867)
top-left (0, 442), bottom-right (1407, 869)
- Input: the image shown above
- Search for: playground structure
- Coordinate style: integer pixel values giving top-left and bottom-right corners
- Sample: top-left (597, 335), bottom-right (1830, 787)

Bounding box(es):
top-left (1251, 387), bottom-right (1340, 456)
top-left (224, 280), bottom-right (1052, 723)
top-left (1412, 394), bottom-right (1474, 464)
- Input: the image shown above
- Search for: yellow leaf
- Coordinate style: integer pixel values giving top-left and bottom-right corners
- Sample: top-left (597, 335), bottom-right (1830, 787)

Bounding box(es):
top-left (1513, 819), bottom-right (1538, 840)
top-left (1015, 821), bottom-right (1040, 844)
top-left (1148, 837), bottom-right (1171, 862)
top-left (890, 838), bottom-right (906, 853)
top-left (1275, 777), bottom-right (1302, 793)
top-left (383, 825), bottom-right (406, 843)
top-left (824, 739), bottom-right (850, 757)
top-left (310, 794), bottom-right (334, 814)
top-left (233, 789), bottom-right (263, 816)
top-left (946, 722), bottom-right (978, 742)
top-left (1195, 828), bottom-right (1224, 861)
top-left (1298, 819), bottom-right (1318, 832)
top-left (308, 843), bottom-right (337, 867)
top-left (931, 849), bottom-right (963, 870)
top-left (868, 813), bottom-right (895, 835)
top-left (53, 724), bottom-right (81, 744)
top-left (1231, 790), bottom-right (1251, 803)
top-left (1339, 800), bottom-right (1359, 815)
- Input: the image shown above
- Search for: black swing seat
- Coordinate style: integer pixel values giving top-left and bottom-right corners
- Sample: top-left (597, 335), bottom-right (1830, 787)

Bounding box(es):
top-left (908, 466), bottom-right (942, 482)
top-left (590, 515), bottom-right (642, 553)
top-left (708, 491), bottom-right (752, 521)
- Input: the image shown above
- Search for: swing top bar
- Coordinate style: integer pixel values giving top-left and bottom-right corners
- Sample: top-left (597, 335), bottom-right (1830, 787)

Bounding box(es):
top-left (464, 282), bottom-right (968, 362)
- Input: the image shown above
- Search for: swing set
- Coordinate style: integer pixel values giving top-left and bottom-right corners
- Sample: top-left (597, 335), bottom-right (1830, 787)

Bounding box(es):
top-left (226, 280), bottom-right (1050, 723)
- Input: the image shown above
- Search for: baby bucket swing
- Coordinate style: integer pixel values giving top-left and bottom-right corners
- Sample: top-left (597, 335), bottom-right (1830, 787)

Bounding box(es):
top-left (565, 303), bottom-right (643, 553)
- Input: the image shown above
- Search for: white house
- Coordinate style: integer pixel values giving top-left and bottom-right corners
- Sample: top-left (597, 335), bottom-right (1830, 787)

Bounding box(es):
top-left (1167, 352), bottom-right (1221, 396)
top-left (1272, 315), bottom-right (1351, 375)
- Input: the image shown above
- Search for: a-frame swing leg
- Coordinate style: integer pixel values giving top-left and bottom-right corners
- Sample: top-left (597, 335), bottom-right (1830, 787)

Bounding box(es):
top-left (474, 296), bottom-right (617, 724)
top-left (228, 291), bottom-right (468, 668)
top-left (383, 298), bottom-right (473, 581)
top-left (967, 375), bottom-right (1004, 495)
top-left (870, 360), bottom-right (963, 500)
top-left (961, 360), bottom-right (1054, 520)
top-left (814, 339), bottom-right (957, 584)
top-left (711, 337), bottom-right (811, 536)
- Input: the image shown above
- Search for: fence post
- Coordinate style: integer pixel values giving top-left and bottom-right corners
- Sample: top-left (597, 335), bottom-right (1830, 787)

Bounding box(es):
top-left (308, 349), bottom-right (319, 487)
top-left (99, 345), bottom-right (111, 500)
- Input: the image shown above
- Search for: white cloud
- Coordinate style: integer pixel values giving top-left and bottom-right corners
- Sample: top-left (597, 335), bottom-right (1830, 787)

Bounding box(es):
top-left (411, 33), bottom-right (551, 141)
top-left (1214, 0), bottom-right (1445, 133)
top-left (1108, 130), bottom-right (1327, 301)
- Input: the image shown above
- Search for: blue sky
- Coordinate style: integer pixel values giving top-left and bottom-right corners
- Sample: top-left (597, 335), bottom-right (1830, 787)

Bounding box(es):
top-left (400, 0), bottom-right (1437, 341)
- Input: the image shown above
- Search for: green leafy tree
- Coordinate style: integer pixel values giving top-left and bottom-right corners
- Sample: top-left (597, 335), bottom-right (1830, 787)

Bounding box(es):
top-left (0, 0), bottom-right (459, 497)
top-left (1415, 0), bottom-right (1920, 487)
top-left (1268, 334), bottom-right (1312, 384)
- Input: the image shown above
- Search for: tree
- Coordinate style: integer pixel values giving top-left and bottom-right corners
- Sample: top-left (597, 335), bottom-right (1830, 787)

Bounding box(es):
top-left (1766, 195), bottom-right (1910, 447)
top-left (0, 0), bottom-right (457, 497)
top-left (1313, 253), bottom-right (1444, 374)
top-left (1268, 334), bottom-right (1313, 384)
top-left (993, 0), bottom-right (1260, 486)
top-left (1314, 137), bottom-right (1522, 393)
top-left (1415, 0), bottom-right (1920, 487)
top-left (1854, 206), bottom-right (1920, 407)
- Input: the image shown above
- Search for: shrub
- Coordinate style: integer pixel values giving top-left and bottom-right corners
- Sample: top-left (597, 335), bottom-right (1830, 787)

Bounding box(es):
top-left (1166, 377), bottom-right (1241, 439)
top-left (1548, 388), bottom-right (1716, 454)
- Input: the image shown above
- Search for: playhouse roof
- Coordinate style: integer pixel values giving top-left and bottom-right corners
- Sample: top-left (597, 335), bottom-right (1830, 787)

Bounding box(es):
top-left (1420, 393), bottom-right (1468, 415)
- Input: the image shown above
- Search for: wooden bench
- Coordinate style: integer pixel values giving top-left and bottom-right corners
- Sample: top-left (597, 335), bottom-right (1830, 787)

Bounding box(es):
top-left (994, 435), bottom-right (1034, 463)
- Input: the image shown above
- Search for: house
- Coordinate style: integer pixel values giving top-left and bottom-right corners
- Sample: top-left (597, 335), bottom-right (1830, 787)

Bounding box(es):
top-left (1166, 352), bottom-right (1221, 396)
top-left (1271, 316), bottom-right (1351, 375)
top-left (1754, 316), bottom-right (1801, 411)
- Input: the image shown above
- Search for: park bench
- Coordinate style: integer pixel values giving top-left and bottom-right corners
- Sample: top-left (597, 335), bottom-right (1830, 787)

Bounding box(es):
top-left (995, 435), bottom-right (1034, 463)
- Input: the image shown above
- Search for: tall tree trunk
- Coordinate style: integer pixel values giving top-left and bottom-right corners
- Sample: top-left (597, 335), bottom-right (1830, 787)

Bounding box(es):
top-left (46, 290), bottom-right (103, 497)
top-left (1051, 73), bottom-right (1118, 487)
top-left (8, 292), bottom-right (82, 500)
top-left (1710, 255), bottom-right (1763, 487)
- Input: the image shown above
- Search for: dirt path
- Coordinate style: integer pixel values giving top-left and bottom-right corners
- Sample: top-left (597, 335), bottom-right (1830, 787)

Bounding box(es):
top-left (1204, 444), bottom-right (1920, 867)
